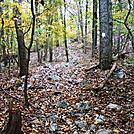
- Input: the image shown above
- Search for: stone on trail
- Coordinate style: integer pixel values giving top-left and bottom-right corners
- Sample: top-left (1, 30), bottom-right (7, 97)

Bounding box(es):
top-left (75, 101), bottom-right (90, 111)
top-left (75, 120), bottom-right (87, 128)
top-left (94, 115), bottom-right (105, 124)
top-left (96, 129), bottom-right (112, 134)
top-left (107, 103), bottom-right (121, 111)
top-left (49, 123), bottom-right (58, 132)
top-left (57, 100), bottom-right (69, 108)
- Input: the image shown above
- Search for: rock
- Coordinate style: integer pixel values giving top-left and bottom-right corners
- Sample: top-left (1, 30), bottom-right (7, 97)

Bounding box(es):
top-left (73, 131), bottom-right (78, 134)
top-left (57, 100), bottom-right (69, 108)
top-left (50, 75), bottom-right (60, 81)
top-left (37, 66), bottom-right (44, 71)
top-left (49, 115), bottom-right (58, 123)
top-left (68, 78), bottom-right (74, 84)
top-left (66, 61), bottom-right (78, 67)
top-left (74, 70), bottom-right (78, 75)
top-left (80, 79), bottom-right (88, 86)
top-left (89, 124), bottom-right (97, 132)
top-left (49, 123), bottom-right (58, 132)
top-left (75, 101), bottom-right (90, 111)
top-left (94, 115), bottom-right (105, 124)
top-left (107, 103), bottom-right (121, 111)
top-left (113, 68), bottom-right (126, 78)
top-left (21, 82), bottom-right (32, 90)
top-left (37, 115), bottom-right (46, 122)
top-left (75, 120), bottom-right (87, 128)
top-left (96, 129), bottom-right (112, 134)
top-left (33, 74), bottom-right (40, 79)
top-left (45, 63), bottom-right (51, 68)
top-left (32, 118), bottom-right (39, 123)
top-left (76, 78), bottom-right (83, 84)
top-left (69, 110), bottom-right (85, 117)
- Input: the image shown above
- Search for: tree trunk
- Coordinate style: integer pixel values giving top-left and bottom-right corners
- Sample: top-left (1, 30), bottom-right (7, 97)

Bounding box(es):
top-left (78, 0), bottom-right (84, 43)
top-left (99, 0), bottom-right (112, 70)
top-left (109, 0), bottom-right (113, 47)
top-left (35, 0), bottom-right (41, 63)
top-left (92, 0), bottom-right (97, 56)
top-left (14, 3), bottom-right (27, 77)
top-left (4, 109), bottom-right (23, 134)
top-left (23, 0), bottom-right (35, 107)
top-left (64, 0), bottom-right (69, 62)
top-left (84, 0), bottom-right (88, 53)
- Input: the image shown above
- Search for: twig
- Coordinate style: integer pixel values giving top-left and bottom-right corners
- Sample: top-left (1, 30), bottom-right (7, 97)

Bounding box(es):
top-left (93, 62), bottom-right (117, 90)
top-left (85, 63), bottom-right (99, 72)
top-left (1, 84), bottom-right (24, 102)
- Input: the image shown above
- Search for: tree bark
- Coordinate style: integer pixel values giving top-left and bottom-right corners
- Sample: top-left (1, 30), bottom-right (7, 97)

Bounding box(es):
top-left (78, 0), bottom-right (84, 43)
top-left (35, 0), bottom-right (41, 63)
top-left (14, 2), bottom-right (27, 76)
top-left (64, 0), bottom-right (69, 62)
top-left (92, 0), bottom-right (97, 56)
top-left (23, 0), bottom-right (36, 107)
top-left (99, 0), bottom-right (112, 70)
top-left (15, 21), bottom-right (27, 76)
top-left (84, 0), bottom-right (88, 53)
top-left (3, 109), bottom-right (23, 134)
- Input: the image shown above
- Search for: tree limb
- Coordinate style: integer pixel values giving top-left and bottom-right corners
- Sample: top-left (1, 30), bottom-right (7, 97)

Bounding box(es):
top-left (93, 62), bottom-right (117, 90)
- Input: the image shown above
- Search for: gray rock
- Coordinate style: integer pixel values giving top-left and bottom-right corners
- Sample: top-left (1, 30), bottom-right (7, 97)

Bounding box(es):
top-left (80, 79), bottom-right (88, 86)
top-left (50, 75), bottom-right (60, 81)
top-left (57, 100), bottom-right (69, 108)
top-left (68, 78), bottom-right (74, 84)
top-left (107, 103), bottom-right (121, 111)
top-left (68, 61), bottom-right (78, 66)
top-left (33, 74), bottom-right (40, 79)
top-left (113, 68), bottom-right (126, 78)
top-left (37, 66), bottom-right (44, 71)
top-left (73, 131), bottom-right (78, 134)
top-left (96, 129), bottom-right (111, 134)
top-left (21, 82), bottom-right (32, 90)
top-left (49, 115), bottom-right (58, 123)
top-left (75, 120), bottom-right (87, 128)
top-left (94, 115), bottom-right (105, 124)
top-left (90, 124), bottom-right (97, 131)
top-left (75, 102), bottom-right (90, 111)
top-left (70, 110), bottom-right (85, 117)
top-left (49, 123), bottom-right (58, 132)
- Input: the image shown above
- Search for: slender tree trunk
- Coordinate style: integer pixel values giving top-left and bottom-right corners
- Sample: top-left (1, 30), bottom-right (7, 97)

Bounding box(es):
top-left (78, 0), bottom-right (84, 43)
top-left (84, 0), bottom-right (88, 53)
top-left (92, 0), bottom-right (97, 56)
top-left (23, 0), bottom-right (35, 107)
top-left (10, 31), bottom-right (14, 49)
top-left (0, 12), bottom-right (4, 72)
top-left (64, 0), bottom-right (69, 62)
top-left (44, 37), bottom-right (48, 61)
top-left (76, 2), bottom-right (81, 42)
top-left (35, 0), bottom-right (41, 63)
top-left (99, 0), bottom-right (112, 70)
top-left (49, 41), bottom-right (53, 62)
top-left (117, 26), bottom-right (121, 54)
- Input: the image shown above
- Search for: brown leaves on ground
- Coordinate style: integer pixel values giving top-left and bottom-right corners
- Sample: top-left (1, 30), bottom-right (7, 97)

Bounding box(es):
top-left (0, 43), bottom-right (134, 133)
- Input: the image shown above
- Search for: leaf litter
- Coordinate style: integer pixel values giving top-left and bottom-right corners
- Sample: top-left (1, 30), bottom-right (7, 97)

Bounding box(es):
top-left (0, 43), bottom-right (134, 133)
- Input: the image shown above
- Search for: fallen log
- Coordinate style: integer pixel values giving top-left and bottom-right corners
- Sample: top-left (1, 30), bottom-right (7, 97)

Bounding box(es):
top-left (93, 62), bottom-right (117, 90)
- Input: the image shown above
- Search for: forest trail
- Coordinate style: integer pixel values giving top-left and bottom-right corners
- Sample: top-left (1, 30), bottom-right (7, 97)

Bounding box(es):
top-left (0, 42), bottom-right (134, 133)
